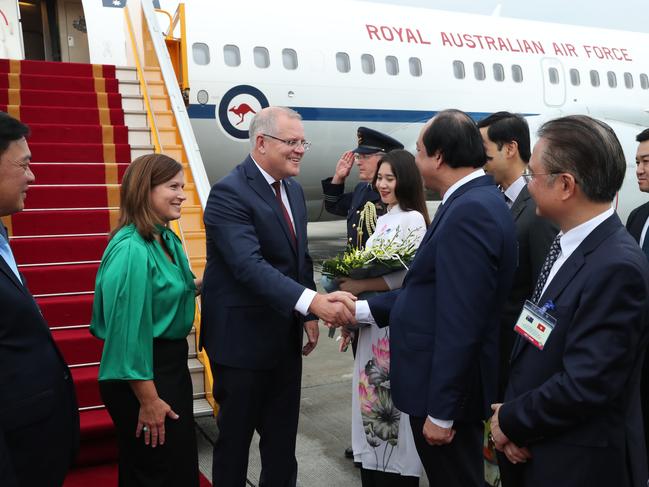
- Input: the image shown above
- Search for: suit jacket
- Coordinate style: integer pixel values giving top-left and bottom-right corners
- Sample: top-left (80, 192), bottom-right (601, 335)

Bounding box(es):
top-left (501, 214), bottom-right (649, 487)
top-left (321, 178), bottom-right (383, 247)
top-left (368, 175), bottom-right (517, 421)
top-left (627, 201), bottom-right (649, 243)
top-left (201, 156), bottom-right (317, 369)
top-left (0, 226), bottom-right (79, 486)
top-left (498, 185), bottom-right (558, 398)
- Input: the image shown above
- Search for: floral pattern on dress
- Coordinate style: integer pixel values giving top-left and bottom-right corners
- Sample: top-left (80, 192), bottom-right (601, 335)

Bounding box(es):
top-left (358, 332), bottom-right (401, 469)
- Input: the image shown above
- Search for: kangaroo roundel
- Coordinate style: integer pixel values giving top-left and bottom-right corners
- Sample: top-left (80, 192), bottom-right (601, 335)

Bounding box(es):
top-left (218, 85), bottom-right (270, 139)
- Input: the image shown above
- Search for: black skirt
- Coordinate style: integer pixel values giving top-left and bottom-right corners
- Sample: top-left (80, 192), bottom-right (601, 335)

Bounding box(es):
top-left (100, 339), bottom-right (199, 487)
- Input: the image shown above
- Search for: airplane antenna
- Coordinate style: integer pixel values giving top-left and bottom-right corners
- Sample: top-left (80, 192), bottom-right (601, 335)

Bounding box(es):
top-left (491, 3), bottom-right (502, 17)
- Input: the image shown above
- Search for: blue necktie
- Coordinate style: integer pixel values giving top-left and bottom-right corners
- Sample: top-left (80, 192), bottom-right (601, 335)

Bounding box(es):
top-left (0, 233), bottom-right (20, 280)
top-left (531, 234), bottom-right (562, 304)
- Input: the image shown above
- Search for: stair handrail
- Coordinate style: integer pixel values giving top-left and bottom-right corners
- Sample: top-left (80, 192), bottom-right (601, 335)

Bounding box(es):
top-left (139, 1), bottom-right (211, 209)
top-left (123, 7), bottom-right (163, 154)
top-left (155, 4), bottom-right (190, 102)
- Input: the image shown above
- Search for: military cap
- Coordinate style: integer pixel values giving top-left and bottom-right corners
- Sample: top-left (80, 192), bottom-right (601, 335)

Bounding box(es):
top-left (352, 127), bottom-right (404, 154)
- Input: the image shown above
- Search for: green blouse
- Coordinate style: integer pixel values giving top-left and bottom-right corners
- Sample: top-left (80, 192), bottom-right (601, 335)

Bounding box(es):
top-left (90, 224), bottom-right (196, 381)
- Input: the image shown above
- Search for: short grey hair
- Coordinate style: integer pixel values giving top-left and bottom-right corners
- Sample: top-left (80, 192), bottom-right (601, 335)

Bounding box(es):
top-left (248, 107), bottom-right (302, 148)
top-left (537, 115), bottom-right (625, 203)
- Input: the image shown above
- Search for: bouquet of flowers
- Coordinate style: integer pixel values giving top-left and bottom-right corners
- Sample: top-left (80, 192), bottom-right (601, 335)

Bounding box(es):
top-left (320, 227), bottom-right (421, 280)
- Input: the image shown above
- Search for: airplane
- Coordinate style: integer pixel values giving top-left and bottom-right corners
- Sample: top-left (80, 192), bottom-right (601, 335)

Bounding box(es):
top-left (3, 0), bottom-right (649, 220)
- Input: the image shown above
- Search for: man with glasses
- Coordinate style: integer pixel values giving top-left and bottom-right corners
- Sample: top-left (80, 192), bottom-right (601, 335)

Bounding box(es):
top-left (477, 112), bottom-right (557, 486)
top-left (201, 106), bottom-right (356, 486)
top-left (490, 116), bottom-right (649, 487)
top-left (0, 111), bottom-right (79, 486)
top-left (625, 127), bottom-right (649, 473)
top-left (322, 127), bottom-right (403, 249)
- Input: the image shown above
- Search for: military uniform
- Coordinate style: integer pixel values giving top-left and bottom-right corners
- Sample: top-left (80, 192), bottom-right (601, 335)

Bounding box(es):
top-left (321, 127), bottom-right (403, 248)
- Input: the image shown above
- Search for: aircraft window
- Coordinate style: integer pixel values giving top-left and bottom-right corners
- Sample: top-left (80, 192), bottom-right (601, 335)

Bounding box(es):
top-left (223, 45), bottom-right (241, 67)
top-left (493, 63), bottom-right (504, 82)
top-left (624, 72), bottom-right (633, 89)
top-left (548, 68), bottom-right (559, 85)
top-left (336, 52), bottom-right (351, 73)
top-left (641, 74), bottom-right (649, 90)
top-left (590, 70), bottom-right (600, 87)
top-left (569, 69), bottom-right (580, 86)
top-left (409, 57), bottom-right (422, 77)
top-left (453, 60), bottom-right (465, 79)
top-left (473, 62), bottom-right (486, 81)
top-left (607, 71), bottom-right (617, 88)
top-left (386, 56), bottom-right (399, 76)
top-left (361, 54), bottom-right (375, 74)
top-left (254, 47), bottom-right (270, 68)
top-left (511, 65), bottom-right (523, 83)
top-left (192, 43), bottom-right (210, 66)
top-left (282, 49), bottom-right (298, 70)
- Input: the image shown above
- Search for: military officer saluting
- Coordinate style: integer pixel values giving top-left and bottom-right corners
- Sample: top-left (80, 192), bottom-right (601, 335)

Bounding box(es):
top-left (322, 127), bottom-right (404, 248)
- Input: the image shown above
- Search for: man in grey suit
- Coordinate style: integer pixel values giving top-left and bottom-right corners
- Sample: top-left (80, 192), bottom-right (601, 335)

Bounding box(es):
top-left (478, 112), bottom-right (557, 486)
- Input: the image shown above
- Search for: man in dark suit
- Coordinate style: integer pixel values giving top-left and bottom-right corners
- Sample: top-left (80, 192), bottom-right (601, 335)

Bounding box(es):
top-left (322, 127), bottom-right (403, 248)
top-left (0, 112), bottom-right (79, 486)
top-left (478, 112), bottom-right (557, 486)
top-left (201, 106), bottom-right (355, 487)
top-left (333, 109), bottom-right (518, 486)
top-left (625, 127), bottom-right (649, 472)
top-left (491, 116), bottom-right (649, 487)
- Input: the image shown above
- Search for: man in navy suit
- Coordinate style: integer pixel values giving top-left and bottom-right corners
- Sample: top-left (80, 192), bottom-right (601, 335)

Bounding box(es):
top-left (201, 106), bottom-right (355, 487)
top-left (491, 116), bottom-right (649, 487)
top-left (625, 127), bottom-right (649, 472)
top-left (332, 109), bottom-right (518, 486)
top-left (0, 112), bottom-right (79, 486)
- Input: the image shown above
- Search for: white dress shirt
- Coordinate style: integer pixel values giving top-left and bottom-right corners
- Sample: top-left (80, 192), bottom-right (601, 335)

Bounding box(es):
top-left (251, 158), bottom-right (316, 316)
top-left (640, 213), bottom-right (649, 248)
top-left (540, 207), bottom-right (614, 297)
top-left (503, 175), bottom-right (526, 209)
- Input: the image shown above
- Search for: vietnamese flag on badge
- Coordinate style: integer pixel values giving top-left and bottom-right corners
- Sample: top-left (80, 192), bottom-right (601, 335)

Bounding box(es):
top-left (537, 323), bottom-right (546, 332)
top-left (102, 0), bottom-right (127, 7)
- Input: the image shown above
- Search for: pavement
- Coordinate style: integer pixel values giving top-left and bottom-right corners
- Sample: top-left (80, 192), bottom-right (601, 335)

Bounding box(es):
top-left (194, 219), bottom-right (438, 486)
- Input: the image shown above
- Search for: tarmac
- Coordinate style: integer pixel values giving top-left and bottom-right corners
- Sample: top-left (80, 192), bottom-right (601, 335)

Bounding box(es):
top-left (194, 219), bottom-right (439, 486)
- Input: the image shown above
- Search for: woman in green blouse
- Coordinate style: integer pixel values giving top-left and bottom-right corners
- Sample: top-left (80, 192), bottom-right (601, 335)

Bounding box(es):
top-left (91, 154), bottom-right (200, 486)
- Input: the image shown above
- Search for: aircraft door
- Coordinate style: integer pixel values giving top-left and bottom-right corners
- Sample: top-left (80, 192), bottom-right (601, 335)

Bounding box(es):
top-left (540, 58), bottom-right (566, 107)
top-left (59, 0), bottom-right (89, 63)
top-left (0, 0), bottom-right (23, 58)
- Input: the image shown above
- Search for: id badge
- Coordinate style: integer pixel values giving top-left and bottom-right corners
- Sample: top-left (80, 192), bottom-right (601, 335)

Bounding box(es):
top-left (513, 300), bottom-right (557, 350)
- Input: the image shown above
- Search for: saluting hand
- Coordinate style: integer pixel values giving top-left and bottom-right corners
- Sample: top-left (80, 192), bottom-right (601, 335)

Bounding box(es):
top-left (331, 151), bottom-right (355, 184)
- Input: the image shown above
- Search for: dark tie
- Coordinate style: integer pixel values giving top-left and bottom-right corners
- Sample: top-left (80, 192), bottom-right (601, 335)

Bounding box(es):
top-left (642, 235), bottom-right (649, 261)
top-left (530, 234), bottom-right (562, 304)
top-left (271, 181), bottom-right (296, 245)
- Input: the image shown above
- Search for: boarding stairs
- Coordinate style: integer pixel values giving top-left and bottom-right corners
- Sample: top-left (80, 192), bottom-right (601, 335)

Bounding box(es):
top-left (0, 55), bottom-right (211, 470)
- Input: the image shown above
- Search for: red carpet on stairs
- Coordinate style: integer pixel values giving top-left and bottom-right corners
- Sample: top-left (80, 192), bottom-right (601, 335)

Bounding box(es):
top-left (0, 58), bottom-right (132, 470)
top-left (63, 464), bottom-right (212, 486)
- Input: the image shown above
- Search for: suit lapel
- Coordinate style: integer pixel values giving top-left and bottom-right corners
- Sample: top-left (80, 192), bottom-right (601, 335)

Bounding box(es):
top-left (630, 203), bottom-right (649, 242)
top-left (510, 185), bottom-right (530, 222)
top-left (244, 158), bottom-right (297, 254)
top-left (0, 254), bottom-right (28, 295)
top-left (510, 214), bottom-right (622, 363)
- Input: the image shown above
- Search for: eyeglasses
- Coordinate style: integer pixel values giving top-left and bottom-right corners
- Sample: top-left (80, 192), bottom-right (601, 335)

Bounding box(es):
top-left (354, 153), bottom-right (381, 161)
top-left (522, 170), bottom-right (562, 184)
top-left (262, 134), bottom-right (311, 151)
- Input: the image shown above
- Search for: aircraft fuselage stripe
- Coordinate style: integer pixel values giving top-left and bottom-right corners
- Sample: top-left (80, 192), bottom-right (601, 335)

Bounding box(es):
top-left (188, 104), bottom-right (537, 123)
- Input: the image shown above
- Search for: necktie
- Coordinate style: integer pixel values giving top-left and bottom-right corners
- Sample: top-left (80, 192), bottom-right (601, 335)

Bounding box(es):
top-left (530, 234), bottom-right (562, 304)
top-left (642, 234), bottom-right (649, 261)
top-left (271, 181), bottom-right (297, 245)
top-left (0, 233), bottom-right (20, 280)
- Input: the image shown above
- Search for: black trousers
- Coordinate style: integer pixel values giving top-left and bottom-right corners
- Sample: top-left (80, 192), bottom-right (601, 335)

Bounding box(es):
top-left (409, 417), bottom-right (483, 487)
top-left (210, 351), bottom-right (302, 487)
top-left (360, 467), bottom-right (419, 487)
top-left (100, 339), bottom-right (199, 487)
top-left (497, 451), bottom-right (525, 487)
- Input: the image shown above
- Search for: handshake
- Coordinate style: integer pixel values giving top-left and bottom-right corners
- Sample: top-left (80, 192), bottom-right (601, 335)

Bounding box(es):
top-left (309, 291), bottom-right (358, 328)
